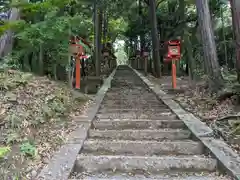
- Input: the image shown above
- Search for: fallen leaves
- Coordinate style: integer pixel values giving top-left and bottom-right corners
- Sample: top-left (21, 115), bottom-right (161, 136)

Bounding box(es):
top-left (0, 69), bottom-right (91, 179)
top-left (148, 75), bottom-right (240, 154)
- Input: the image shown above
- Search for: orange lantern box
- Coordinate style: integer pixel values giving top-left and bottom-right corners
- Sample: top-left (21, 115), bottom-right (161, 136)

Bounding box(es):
top-left (136, 50), bottom-right (141, 58)
top-left (167, 40), bottom-right (181, 60)
top-left (166, 40), bottom-right (181, 89)
top-left (69, 36), bottom-right (84, 55)
top-left (143, 51), bottom-right (149, 57)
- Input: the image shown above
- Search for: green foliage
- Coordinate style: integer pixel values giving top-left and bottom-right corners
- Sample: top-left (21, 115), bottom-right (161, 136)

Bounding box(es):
top-left (0, 70), bottom-right (32, 91)
top-left (123, 0), bottom-right (234, 80)
top-left (0, 146), bottom-right (11, 158)
top-left (0, 0), bottom-right (233, 80)
top-left (6, 131), bottom-right (21, 144)
top-left (0, 0), bottom-right (132, 81)
top-left (1, 0), bottom-right (95, 79)
top-left (0, 20), bottom-right (27, 36)
top-left (108, 17), bottom-right (128, 42)
top-left (20, 142), bottom-right (37, 158)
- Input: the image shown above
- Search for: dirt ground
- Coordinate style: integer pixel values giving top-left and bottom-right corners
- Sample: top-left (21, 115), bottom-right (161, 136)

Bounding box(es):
top-left (147, 75), bottom-right (240, 154)
top-left (1, 69), bottom-right (239, 179)
top-left (0, 69), bottom-right (92, 179)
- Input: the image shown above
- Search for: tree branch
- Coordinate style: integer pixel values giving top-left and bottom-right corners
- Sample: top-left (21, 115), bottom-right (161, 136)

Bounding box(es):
top-left (143, 0), bottom-right (164, 7)
top-left (157, 0), bottom-right (165, 8)
top-left (143, 0), bottom-right (149, 5)
top-left (166, 16), bottom-right (198, 38)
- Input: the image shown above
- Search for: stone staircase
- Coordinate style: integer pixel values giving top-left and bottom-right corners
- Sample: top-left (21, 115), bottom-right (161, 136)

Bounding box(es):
top-left (69, 65), bottom-right (229, 180)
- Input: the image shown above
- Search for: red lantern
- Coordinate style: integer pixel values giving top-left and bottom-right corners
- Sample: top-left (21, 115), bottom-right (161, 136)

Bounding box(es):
top-left (167, 40), bottom-right (181, 60)
top-left (69, 36), bottom-right (84, 55)
top-left (136, 50), bottom-right (141, 58)
top-left (165, 40), bottom-right (181, 89)
top-left (143, 51), bottom-right (149, 57)
top-left (70, 44), bottom-right (84, 55)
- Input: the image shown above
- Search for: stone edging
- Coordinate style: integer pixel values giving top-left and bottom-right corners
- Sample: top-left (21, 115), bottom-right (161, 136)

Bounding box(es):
top-left (37, 69), bottom-right (116, 180)
top-left (131, 67), bottom-right (240, 180)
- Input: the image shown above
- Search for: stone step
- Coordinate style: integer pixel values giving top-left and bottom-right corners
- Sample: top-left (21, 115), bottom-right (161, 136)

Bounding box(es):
top-left (102, 97), bottom-right (162, 100)
top-left (106, 91), bottom-right (152, 94)
top-left (88, 129), bottom-right (191, 140)
top-left (96, 113), bottom-right (177, 120)
top-left (70, 172), bottom-right (229, 180)
top-left (92, 119), bottom-right (185, 130)
top-left (104, 93), bottom-right (158, 96)
top-left (102, 98), bottom-right (161, 102)
top-left (101, 102), bottom-right (163, 106)
top-left (100, 102), bottom-right (164, 105)
top-left (74, 155), bottom-right (217, 173)
top-left (82, 139), bottom-right (203, 155)
top-left (109, 86), bottom-right (145, 89)
top-left (99, 105), bottom-right (168, 109)
top-left (104, 93), bottom-right (158, 97)
top-left (119, 96), bottom-right (160, 99)
top-left (103, 97), bottom-right (159, 101)
top-left (98, 108), bottom-right (171, 113)
top-left (102, 100), bottom-right (161, 103)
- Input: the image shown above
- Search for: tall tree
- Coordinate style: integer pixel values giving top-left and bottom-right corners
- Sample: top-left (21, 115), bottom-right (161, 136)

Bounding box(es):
top-left (230, 0), bottom-right (240, 82)
top-left (94, 0), bottom-right (101, 76)
top-left (149, 0), bottom-right (161, 77)
top-left (139, 0), bottom-right (145, 52)
top-left (103, 11), bottom-right (108, 47)
top-left (195, 0), bottom-right (223, 89)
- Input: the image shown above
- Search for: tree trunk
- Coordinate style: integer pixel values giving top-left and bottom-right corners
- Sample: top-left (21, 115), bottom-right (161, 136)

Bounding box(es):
top-left (68, 27), bottom-right (73, 88)
top-left (134, 38), bottom-right (138, 53)
top-left (195, 0), bottom-right (224, 89)
top-left (39, 44), bottom-right (44, 75)
top-left (103, 11), bottom-right (108, 47)
top-left (94, 0), bottom-right (101, 76)
top-left (53, 63), bottom-right (57, 80)
top-left (98, 8), bottom-right (103, 73)
top-left (230, 0), bottom-right (240, 82)
top-left (179, 0), bottom-right (185, 28)
top-left (179, 0), bottom-right (195, 79)
top-left (185, 35), bottom-right (195, 80)
top-left (220, 4), bottom-right (228, 67)
top-left (139, 0), bottom-right (145, 52)
top-left (23, 53), bottom-right (31, 72)
top-left (230, 0), bottom-right (236, 40)
top-left (178, 0), bottom-right (185, 75)
top-left (0, 8), bottom-right (19, 58)
top-left (149, 0), bottom-right (161, 77)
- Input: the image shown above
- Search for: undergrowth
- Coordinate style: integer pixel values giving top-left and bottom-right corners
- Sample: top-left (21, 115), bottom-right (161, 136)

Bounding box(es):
top-left (0, 68), bottom-right (90, 179)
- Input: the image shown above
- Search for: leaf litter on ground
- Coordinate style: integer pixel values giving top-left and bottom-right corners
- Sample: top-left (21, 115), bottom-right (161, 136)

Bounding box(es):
top-left (0, 69), bottom-right (92, 179)
top-left (147, 74), bottom-right (240, 154)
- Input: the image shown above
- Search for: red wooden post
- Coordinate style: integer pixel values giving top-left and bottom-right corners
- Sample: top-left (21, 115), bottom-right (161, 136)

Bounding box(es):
top-left (70, 36), bottom-right (85, 89)
top-left (172, 59), bottom-right (177, 89)
top-left (76, 45), bottom-right (84, 89)
top-left (167, 40), bottom-right (181, 89)
top-left (75, 54), bottom-right (81, 89)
